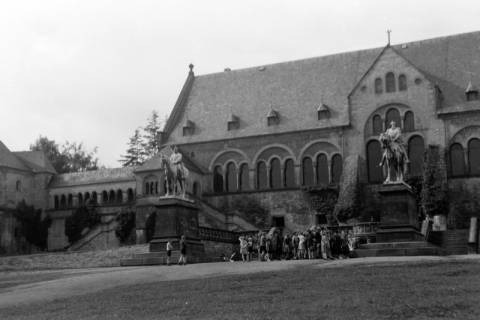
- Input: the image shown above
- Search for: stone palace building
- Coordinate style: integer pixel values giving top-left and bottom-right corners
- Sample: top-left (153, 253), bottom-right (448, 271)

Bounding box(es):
top-left (1, 31), bottom-right (480, 253)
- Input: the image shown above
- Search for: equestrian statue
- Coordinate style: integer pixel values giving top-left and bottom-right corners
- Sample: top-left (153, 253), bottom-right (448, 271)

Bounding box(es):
top-left (378, 120), bottom-right (409, 184)
top-left (160, 146), bottom-right (189, 198)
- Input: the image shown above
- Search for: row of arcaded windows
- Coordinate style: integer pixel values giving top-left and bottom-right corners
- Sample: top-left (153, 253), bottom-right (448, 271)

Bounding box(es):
top-left (53, 188), bottom-right (135, 210)
top-left (367, 135), bottom-right (425, 183)
top-left (372, 109), bottom-right (415, 135)
top-left (212, 155), bottom-right (343, 193)
top-left (375, 73), bottom-right (407, 94)
top-left (449, 138), bottom-right (480, 177)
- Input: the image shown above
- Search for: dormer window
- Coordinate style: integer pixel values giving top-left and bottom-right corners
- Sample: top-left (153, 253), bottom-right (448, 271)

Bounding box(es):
top-left (465, 82), bottom-right (479, 101)
top-left (182, 120), bottom-right (195, 136)
top-left (267, 109), bottom-right (279, 126)
top-left (227, 114), bottom-right (240, 131)
top-left (317, 104), bottom-right (331, 120)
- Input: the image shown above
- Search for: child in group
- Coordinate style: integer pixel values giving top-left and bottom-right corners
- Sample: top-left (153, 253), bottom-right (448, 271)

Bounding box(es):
top-left (178, 235), bottom-right (187, 265)
top-left (239, 236), bottom-right (248, 262)
top-left (166, 240), bottom-right (173, 266)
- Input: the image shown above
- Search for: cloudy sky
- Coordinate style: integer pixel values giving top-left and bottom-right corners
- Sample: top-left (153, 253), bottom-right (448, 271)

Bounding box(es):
top-left (1, 0), bottom-right (480, 167)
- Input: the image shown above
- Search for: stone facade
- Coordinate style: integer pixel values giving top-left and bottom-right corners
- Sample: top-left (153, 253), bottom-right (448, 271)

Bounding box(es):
top-left (2, 31), bottom-right (480, 254)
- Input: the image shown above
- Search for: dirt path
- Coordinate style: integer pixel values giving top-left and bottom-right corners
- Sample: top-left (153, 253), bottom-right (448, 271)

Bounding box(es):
top-left (0, 255), bottom-right (478, 309)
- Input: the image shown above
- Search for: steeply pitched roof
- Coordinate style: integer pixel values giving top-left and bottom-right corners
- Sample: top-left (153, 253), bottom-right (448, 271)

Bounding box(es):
top-left (166, 31), bottom-right (480, 144)
top-left (0, 141), bottom-right (32, 172)
top-left (49, 167), bottom-right (136, 188)
top-left (14, 151), bottom-right (57, 174)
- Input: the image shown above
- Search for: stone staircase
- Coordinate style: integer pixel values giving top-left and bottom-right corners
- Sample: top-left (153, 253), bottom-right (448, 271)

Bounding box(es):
top-left (354, 241), bottom-right (444, 257)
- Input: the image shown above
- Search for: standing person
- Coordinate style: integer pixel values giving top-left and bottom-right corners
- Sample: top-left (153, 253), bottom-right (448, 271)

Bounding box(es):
top-left (259, 232), bottom-right (266, 261)
top-left (239, 236), bottom-right (248, 262)
top-left (292, 233), bottom-right (299, 260)
top-left (178, 235), bottom-right (187, 265)
top-left (265, 236), bottom-right (272, 262)
top-left (320, 229), bottom-right (328, 260)
top-left (314, 229), bottom-right (322, 259)
top-left (298, 232), bottom-right (306, 259)
top-left (247, 235), bottom-right (254, 262)
top-left (166, 240), bottom-right (173, 266)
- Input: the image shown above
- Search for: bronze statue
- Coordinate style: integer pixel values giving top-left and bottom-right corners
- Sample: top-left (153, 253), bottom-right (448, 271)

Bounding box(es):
top-left (379, 121), bottom-right (409, 184)
top-left (161, 146), bottom-right (189, 197)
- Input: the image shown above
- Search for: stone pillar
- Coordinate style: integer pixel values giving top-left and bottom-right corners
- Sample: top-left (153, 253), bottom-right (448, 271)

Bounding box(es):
top-left (294, 164), bottom-right (301, 186)
top-left (249, 169), bottom-right (255, 190)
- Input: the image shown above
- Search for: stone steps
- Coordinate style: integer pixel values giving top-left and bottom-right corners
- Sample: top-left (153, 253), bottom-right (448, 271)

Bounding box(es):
top-left (120, 251), bottom-right (210, 266)
top-left (354, 241), bottom-right (444, 257)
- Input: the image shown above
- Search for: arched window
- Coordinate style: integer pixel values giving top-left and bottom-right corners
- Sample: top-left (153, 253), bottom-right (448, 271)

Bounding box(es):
top-left (67, 194), bottom-right (73, 208)
top-left (398, 74), bottom-right (407, 91)
top-left (331, 154), bottom-right (343, 184)
top-left (145, 182), bottom-right (149, 195)
top-left (468, 138), bottom-right (480, 175)
top-left (408, 136), bottom-right (425, 177)
top-left (367, 140), bottom-right (383, 183)
top-left (127, 188), bottom-right (134, 202)
top-left (316, 154), bottom-right (329, 185)
top-left (213, 166), bottom-right (224, 193)
top-left (102, 191), bottom-right (108, 203)
top-left (15, 180), bottom-right (21, 192)
top-left (302, 157), bottom-right (314, 186)
top-left (150, 182), bottom-right (154, 195)
top-left (270, 158), bottom-right (282, 189)
top-left (109, 190), bottom-right (115, 203)
top-left (226, 162), bottom-right (238, 192)
top-left (284, 159), bottom-right (295, 188)
top-left (386, 72), bottom-right (396, 93)
top-left (375, 78), bottom-right (383, 94)
top-left (257, 162), bottom-right (268, 189)
top-left (117, 190), bottom-right (123, 203)
top-left (60, 195), bottom-right (66, 209)
top-left (92, 192), bottom-right (98, 204)
top-left (54, 195), bottom-right (59, 209)
top-left (192, 182), bottom-right (200, 196)
top-left (385, 108), bottom-right (401, 129)
top-left (78, 193), bottom-right (84, 207)
top-left (404, 111), bottom-right (415, 132)
top-left (239, 163), bottom-right (250, 191)
top-left (372, 115), bottom-right (383, 135)
top-left (84, 192), bottom-right (90, 205)
top-left (450, 143), bottom-right (466, 177)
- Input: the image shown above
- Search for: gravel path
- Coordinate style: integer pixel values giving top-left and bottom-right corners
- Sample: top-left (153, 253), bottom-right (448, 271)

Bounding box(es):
top-left (0, 255), bottom-right (478, 309)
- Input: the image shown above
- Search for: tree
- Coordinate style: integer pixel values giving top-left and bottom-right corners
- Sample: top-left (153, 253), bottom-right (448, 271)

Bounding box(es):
top-left (119, 128), bottom-right (146, 167)
top-left (12, 200), bottom-right (51, 250)
top-left (142, 110), bottom-right (162, 158)
top-left (421, 145), bottom-right (448, 218)
top-left (61, 141), bottom-right (99, 172)
top-left (30, 136), bottom-right (69, 173)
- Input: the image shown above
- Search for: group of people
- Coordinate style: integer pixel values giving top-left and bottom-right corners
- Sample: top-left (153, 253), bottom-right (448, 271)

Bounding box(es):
top-left (235, 227), bottom-right (356, 262)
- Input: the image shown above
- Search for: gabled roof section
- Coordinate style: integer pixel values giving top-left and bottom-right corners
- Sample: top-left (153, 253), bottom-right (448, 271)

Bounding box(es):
top-left (163, 64), bottom-right (196, 138)
top-left (0, 141), bottom-right (31, 172)
top-left (14, 151), bottom-right (57, 174)
top-left (165, 30), bottom-right (480, 144)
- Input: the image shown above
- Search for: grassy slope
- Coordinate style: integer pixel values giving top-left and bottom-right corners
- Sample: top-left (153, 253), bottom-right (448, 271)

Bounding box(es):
top-left (1, 260), bottom-right (479, 320)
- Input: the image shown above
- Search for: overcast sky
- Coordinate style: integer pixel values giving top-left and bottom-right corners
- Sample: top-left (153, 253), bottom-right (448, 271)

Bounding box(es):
top-left (1, 0), bottom-right (480, 167)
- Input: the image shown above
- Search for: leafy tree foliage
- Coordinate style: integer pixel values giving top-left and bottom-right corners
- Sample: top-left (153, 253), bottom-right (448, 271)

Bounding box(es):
top-left (115, 210), bottom-right (136, 244)
top-left (65, 206), bottom-right (101, 244)
top-left (12, 201), bottom-right (51, 250)
top-left (142, 110), bottom-right (162, 158)
top-left (30, 136), bottom-right (99, 173)
top-left (421, 145), bottom-right (448, 218)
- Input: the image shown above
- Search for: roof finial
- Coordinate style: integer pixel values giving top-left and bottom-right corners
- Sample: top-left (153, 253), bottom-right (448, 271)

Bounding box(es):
top-left (189, 63), bottom-right (194, 75)
top-left (387, 29), bottom-right (392, 46)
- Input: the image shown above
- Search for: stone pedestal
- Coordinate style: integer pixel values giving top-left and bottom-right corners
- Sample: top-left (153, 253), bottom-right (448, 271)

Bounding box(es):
top-left (147, 197), bottom-right (205, 257)
top-left (376, 183), bottom-right (423, 242)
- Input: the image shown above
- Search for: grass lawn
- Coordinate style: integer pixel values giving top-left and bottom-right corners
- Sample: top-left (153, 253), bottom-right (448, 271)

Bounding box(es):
top-left (1, 260), bottom-right (479, 320)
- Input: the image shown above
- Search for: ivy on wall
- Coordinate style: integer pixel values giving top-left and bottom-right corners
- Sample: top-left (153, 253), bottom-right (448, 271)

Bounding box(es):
top-left (115, 210), bottom-right (136, 244)
top-left (220, 196), bottom-right (269, 229)
top-left (421, 145), bottom-right (448, 218)
top-left (12, 201), bottom-right (51, 250)
top-left (65, 206), bottom-right (101, 244)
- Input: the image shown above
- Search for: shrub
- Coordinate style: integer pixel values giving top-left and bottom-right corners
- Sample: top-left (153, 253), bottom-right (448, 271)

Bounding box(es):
top-left (115, 211), bottom-right (136, 244)
top-left (12, 201), bottom-right (51, 250)
top-left (65, 206), bottom-right (101, 244)
top-left (145, 212), bottom-right (156, 242)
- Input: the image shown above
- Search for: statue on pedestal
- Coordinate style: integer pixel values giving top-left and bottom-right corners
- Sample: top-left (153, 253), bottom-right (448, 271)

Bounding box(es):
top-left (379, 121), bottom-right (409, 184)
top-left (160, 146), bottom-right (190, 198)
